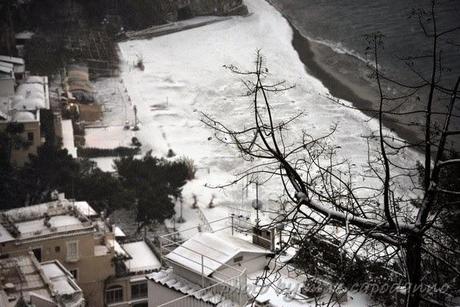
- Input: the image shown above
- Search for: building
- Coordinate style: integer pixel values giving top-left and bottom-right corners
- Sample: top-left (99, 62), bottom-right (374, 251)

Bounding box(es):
top-left (0, 252), bottom-right (85, 307)
top-left (0, 75), bottom-right (50, 166)
top-left (64, 64), bottom-right (95, 103)
top-left (148, 223), bottom-right (273, 307)
top-left (15, 31), bottom-right (34, 57)
top-left (0, 195), bottom-right (161, 307)
top-left (0, 55), bottom-right (26, 81)
top-left (105, 240), bottom-right (161, 307)
top-left (0, 196), bottom-right (114, 306)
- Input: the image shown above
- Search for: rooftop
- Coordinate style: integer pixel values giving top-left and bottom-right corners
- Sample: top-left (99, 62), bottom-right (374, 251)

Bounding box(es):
top-left (122, 241), bottom-right (161, 273)
top-left (1, 198), bottom-right (97, 242)
top-left (0, 254), bottom-right (50, 307)
top-left (0, 253), bottom-right (84, 307)
top-left (0, 55), bottom-right (25, 65)
top-left (165, 232), bottom-right (270, 276)
top-left (15, 31), bottom-right (34, 40)
top-left (0, 75), bottom-right (49, 124)
top-left (61, 119), bottom-right (77, 157)
top-left (41, 261), bottom-right (83, 297)
top-left (0, 62), bottom-right (14, 75)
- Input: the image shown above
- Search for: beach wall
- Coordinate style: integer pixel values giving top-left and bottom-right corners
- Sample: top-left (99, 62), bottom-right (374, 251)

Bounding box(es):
top-left (188, 0), bottom-right (248, 16)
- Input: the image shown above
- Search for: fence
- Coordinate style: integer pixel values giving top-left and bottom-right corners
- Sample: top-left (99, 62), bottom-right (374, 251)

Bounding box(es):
top-left (157, 276), bottom-right (247, 307)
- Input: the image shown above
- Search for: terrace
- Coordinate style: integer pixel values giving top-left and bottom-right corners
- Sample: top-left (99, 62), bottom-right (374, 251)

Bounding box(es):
top-left (150, 216), bottom-right (275, 306)
top-left (0, 198), bottom-right (98, 242)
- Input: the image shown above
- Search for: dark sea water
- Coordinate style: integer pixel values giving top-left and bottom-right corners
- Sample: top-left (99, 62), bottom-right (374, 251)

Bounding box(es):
top-left (271, 0), bottom-right (460, 88)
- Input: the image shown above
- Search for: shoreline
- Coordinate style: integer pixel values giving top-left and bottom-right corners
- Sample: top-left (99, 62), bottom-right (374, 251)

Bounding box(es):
top-left (289, 24), bottom-right (424, 151)
top-left (261, 0), bottom-right (426, 152)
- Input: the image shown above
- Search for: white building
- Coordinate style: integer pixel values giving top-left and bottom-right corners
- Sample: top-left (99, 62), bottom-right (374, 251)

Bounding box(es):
top-left (0, 75), bottom-right (50, 166)
top-left (148, 226), bottom-right (273, 307)
top-left (0, 195), bottom-right (162, 307)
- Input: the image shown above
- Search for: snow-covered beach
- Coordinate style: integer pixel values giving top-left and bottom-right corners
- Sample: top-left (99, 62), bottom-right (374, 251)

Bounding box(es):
top-left (89, 0), bottom-right (422, 226)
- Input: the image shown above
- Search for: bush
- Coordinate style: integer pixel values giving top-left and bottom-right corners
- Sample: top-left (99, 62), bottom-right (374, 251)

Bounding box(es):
top-left (77, 146), bottom-right (140, 158)
top-left (177, 157), bottom-right (196, 180)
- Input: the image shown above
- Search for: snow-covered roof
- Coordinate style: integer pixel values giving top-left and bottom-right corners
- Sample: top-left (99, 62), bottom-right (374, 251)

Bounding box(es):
top-left (11, 110), bottom-right (36, 122)
top-left (0, 62), bottom-right (14, 75)
top-left (148, 269), bottom-right (239, 307)
top-left (41, 261), bottom-right (81, 295)
top-left (61, 119), bottom-right (77, 157)
top-left (2, 199), bottom-right (97, 241)
top-left (15, 215), bottom-right (83, 237)
top-left (13, 76), bottom-right (50, 111)
top-left (0, 75), bottom-right (49, 124)
top-left (108, 238), bottom-right (129, 258)
top-left (12, 95), bottom-right (44, 110)
top-left (74, 201), bottom-right (97, 216)
top-left (113, 225), bottom-right (126, 237)
top-left (0, 61), bottom-right (14, 69)
top-left (0, 254), bottom-right (54, 307)
top-left (0, 55), bottom-right (25, 65)
top-left (4, 199), bottom-right (97, 221)
top-left (122, 241), bottom-right (161, 272)
top-left (0, 223), bottom-right (14, 243)
top-left (165, 232), bottom-right (271, 276)
top-left (15, 31), bottom-right (34, 40)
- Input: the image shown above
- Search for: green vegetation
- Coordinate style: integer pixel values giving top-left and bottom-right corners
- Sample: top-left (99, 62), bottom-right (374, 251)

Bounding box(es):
top-left (0, 142), bottom-right (194, 228)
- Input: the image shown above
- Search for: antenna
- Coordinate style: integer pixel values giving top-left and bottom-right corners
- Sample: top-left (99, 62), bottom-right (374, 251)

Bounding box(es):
top-left (251, 181), bottom-right (262, 227)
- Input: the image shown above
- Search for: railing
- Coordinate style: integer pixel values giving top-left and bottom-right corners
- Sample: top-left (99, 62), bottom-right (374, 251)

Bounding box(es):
top-left (157, 275), bottom-right (247, 307)
top-left (18, 223), bottom-right (93, 239)
top-left (160, 233), bottom-right (246, 286)
top-left (156, 215), bottom-right (279, 306)
top-left (196, 207), bottom-right (213, 233)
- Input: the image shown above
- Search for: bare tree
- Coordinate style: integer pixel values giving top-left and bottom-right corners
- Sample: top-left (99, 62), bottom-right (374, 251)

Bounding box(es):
top-left (202, 39), bottom-right (459, 306)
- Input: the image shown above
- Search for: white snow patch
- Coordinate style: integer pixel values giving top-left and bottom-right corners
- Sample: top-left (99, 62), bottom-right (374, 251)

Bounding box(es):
top-left (112, 0), bottom-right (422, 234)
top-left (166, 232), bottom-right (270, 276)
top-left (123, 241), bottom-right (161, 272)
top-left (61, 119), bottom-right (77, 157)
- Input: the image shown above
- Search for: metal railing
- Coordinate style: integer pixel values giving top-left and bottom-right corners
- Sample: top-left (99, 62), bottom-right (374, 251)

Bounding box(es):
top-left (160, 233), bottom-right (246, 287)
top-left (196, 207), bottom-right (212, 233)
top-left (157, 275), bottom-right (247, 307)
top-left (156, 216), bottom-right (277, 306)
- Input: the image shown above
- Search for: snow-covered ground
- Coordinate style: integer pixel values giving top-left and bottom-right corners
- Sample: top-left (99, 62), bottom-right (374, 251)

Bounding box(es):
top-left (111, 0), bottom-right (422, 227)
top-left (90, 0), bottom-right (422, 247)
top-left (89, 2), bottom-right (426, 305)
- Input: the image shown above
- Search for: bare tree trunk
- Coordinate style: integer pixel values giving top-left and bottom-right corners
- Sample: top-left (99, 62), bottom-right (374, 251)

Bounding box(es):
top-left (406, 233), bottom-right (422, 307)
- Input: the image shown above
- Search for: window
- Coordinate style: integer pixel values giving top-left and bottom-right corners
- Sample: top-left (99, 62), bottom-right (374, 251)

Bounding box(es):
top-left (27, 132), bottom-right (34, 142)
top-left (55, 246), bottom-right (60, 253)
top-left (66, 241), bottom-right (79, 261)
top-left (133, 303), bottom-right (148, 307)
top-left (131, 282), bottom-right (147, 299)
top-left (70, 269), bottom-right (78, 281)
top-left (106, 285), bottom-right (123, 304)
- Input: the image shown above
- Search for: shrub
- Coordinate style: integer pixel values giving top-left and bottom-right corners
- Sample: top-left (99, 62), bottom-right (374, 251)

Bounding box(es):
top-left (177, 157), bottom-right (196, 180)
top-left (77, 146), bottom-right (140, 158)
